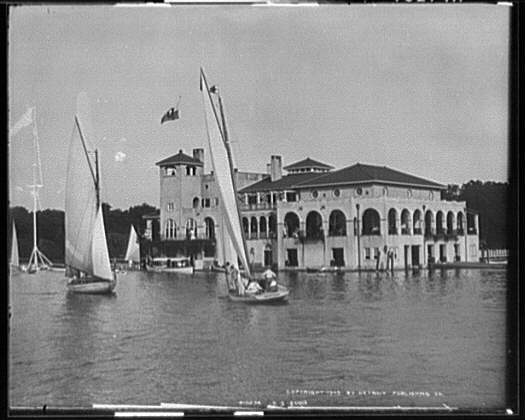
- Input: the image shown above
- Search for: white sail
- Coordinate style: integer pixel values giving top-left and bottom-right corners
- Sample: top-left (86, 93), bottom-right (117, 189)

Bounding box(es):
top-left (200, 69), bottom-right (250, 276)
top-left (64, 117), bottom-right (98, 274)
top-left (124, 225), bottom-right (140, 262)
top-left (11, 222), bottom-right (19, 267)
top-left (91, 206), bottom-right (114, 281)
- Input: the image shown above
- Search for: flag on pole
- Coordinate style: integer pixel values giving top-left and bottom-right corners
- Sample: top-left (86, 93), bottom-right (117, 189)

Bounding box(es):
top-left (10, 107), bottom-right (34, 137)
top-left (160, 107), bottom-right (179, 124)
top-left (161, 96), bottom-right (182, 125)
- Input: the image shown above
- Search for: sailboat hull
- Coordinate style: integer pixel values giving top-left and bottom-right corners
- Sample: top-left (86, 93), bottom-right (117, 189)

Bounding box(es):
top-left (66, 277), bottom-right (117, 294)
top-left (228, 285), bottom-right (289, 304)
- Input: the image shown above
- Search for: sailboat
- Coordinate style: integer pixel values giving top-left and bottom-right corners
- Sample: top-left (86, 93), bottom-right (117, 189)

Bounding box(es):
top-left (10, 222), bottom-right (20, 273)
top-left (200, 68), bottom-right (289, 304)
top-left (64, 110), bottom-right (117, 294)
top-left (124, 225), bottom-right (140, 269)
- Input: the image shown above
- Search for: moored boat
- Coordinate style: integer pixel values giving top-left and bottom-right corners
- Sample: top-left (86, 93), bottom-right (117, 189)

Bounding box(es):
top-left (146, 257), bottom-right (194, 274)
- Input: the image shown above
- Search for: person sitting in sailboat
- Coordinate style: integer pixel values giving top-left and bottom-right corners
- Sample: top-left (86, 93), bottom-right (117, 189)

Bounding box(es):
top-left (246, 278), bottom-right (263, 294)
top-left (262, 268), bottom-right (277, 290)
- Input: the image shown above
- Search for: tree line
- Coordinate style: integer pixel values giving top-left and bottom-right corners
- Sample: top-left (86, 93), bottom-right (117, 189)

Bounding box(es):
top-left (8, 180), bottom-right (510, 263)
top-left (8, 203), bottom-right (158, 263)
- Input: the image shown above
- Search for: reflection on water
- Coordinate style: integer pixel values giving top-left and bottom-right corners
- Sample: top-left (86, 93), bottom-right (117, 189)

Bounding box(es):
top-left (9, 269), bottom-right (507, 409)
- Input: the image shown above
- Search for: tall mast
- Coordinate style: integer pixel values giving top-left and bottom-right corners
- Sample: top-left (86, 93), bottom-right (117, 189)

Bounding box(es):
top-left (95, 149), bottom-right (100, 208)
top-left (215, 88), bottom-right (252, 275)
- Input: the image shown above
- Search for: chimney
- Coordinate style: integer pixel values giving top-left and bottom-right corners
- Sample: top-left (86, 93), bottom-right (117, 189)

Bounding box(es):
top-left (266, 163), bottom-right (271, 175)
top-left (270, 155), bottom-right (282, 182)
top-left (193, 148), bottom-right (204, 163)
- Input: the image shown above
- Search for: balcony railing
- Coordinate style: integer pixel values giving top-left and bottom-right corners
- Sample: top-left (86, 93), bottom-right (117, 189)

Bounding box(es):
top-left (413, 228), bottom-right (422, 235)
top-left (456, 228), bottom-right (465, 235)
top-left (467, 227), bottom-right (477, 235)
top-left (401, 228), bottom-right (411, 235)
top-left (388, 228), bottom-right (398, 235)
top-left (239, 202), bottom-right (275, 211)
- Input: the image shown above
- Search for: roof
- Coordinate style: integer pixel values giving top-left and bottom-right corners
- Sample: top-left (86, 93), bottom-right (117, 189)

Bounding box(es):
top-left (156, 150), bottom-right (203, 167)
top-left (296, 163), bottom-right (446, 190)
top-left (238, 173), bottom-right (322, 193)
top-left (239, 162), bottom-right (445, 193)
top-left (283, 157), bottom-right (334, 171)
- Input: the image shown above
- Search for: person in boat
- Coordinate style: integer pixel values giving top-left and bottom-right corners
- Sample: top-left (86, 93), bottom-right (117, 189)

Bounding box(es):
top-left (224, 262), bottom-right (235, 292)
top-left (246, 278), bottom-right (263, 294)
top-left (262, 268), bottom-right (277, 291)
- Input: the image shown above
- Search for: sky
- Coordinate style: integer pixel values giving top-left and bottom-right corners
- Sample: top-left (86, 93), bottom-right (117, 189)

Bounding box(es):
top-left (8, 3), bottom-right (510, 211)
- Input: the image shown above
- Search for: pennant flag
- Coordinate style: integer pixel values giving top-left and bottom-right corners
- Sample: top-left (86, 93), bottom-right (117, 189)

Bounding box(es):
top-left (10, 107), bottom-right (34, 137)
top-left (161, 107), bottom-right (179, 124)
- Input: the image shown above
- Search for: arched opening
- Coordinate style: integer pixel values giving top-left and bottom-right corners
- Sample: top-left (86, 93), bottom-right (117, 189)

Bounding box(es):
top-left (362, 208), bottom-right (380, 235)
top-left (259, 216), bottom-right (267, 239)
top-left (388, 208), bottom-right (397, 235)
top-left (457, 212), bottom-right (465, 235)
top-left (242, 217), bottom-right (249, 236)
top-left (165, 219), bottom-right (176, 239)
top-left (467, 212), bottom-right (477, 234)
top-left (204, 217), bottom-right (215, 240)
top-left (284, 212), bottom-right (300, 238)
top-left (424, 210), bottom-right (434, 237)
top-left (413, 209), bottom-right (422, 234)
top-left (401, 209), bottom-right (411, 234)
top-left (268, 213), bottom-right (277, 238)
top-left (264, 244), bottom-right (272, 267)
top-left (250, 216), bottom-right (258, 239)
top-left (186, 218), bottom-right (197, 239)
top-left (436, 211), bottom-right (444, 234)
top-left (306, 211), bottom-right (323, 240)
top-left (446, 211), bottom-right (455, 234)
top-left (328, 210), bottom-right (346, 236)
top-left (192, 197), bottom-right (200, 209)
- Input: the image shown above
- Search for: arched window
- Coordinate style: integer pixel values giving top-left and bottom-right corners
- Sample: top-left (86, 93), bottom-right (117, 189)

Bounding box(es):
top-left (192, 197), bottom-right (200, 209)
top-left (436, 211), bottom-right (444, 234)
top-left (259, 216), bottom-right (267, 238)
top-left (186, 218), bottom-right (197, 239)
top-left (467, 212), bottom-right (477, 234)
top-left (401, 209), bottom-right (411, 235)
top-left (413, 209), bottom-right (422, 234)
top-left (165, 219), bottom-right (176, 239)
top-left (362, 208), bottom-right (380, 235)
top-left (306, 211), bottom-right (323, 240)
top-left (388, 208), bottom-right (397, 235)
top-left (424, 210), bottom-right (434, 237)
top-left (328, 210), bottom-right (346, 236)
top-left (242, 217), bottom-right (249, 235)
top-left (446, 211), bottom-right (455, 234)
top-left (457, 212), bottom-right (464, 234)
top-left (284, 212), bottom-right (300, 238)
top-left (250, 217), bottom-right (258, 239)
top-left (268, 213), bottom-right (277, 238)
top-left (204, 217), bottom-right (215, 240)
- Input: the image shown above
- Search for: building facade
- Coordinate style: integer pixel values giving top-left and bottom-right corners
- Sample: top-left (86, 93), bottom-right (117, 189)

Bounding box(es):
top-left (144, 148), bottom-right (480, 270)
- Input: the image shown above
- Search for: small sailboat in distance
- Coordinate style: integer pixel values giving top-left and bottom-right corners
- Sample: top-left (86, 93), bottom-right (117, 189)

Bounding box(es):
top-left (124, 225), bottom-right (140, 269)
top-left (200, 68), bottom-right (289, 304)
top-left (64, 94), bottom-right (116, 294)
top-left (10, 222), bottom-right (20, 273)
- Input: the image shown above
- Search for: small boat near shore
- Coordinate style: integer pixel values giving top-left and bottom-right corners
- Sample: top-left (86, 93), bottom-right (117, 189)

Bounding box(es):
top-left (201, 68), bottom-right (289, 305)
top-left (228, 284), bottom-right (289, 304)
top-left (146, 257), bottom-right (194, 274)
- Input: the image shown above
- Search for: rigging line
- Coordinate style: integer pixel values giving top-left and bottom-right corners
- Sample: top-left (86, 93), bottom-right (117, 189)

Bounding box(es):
top-left (176, 95), bottom-right (182, 109)
top-left (74, 115), bottom-right (98, 189)
top-left (32, 108), bottom-right (44, 187)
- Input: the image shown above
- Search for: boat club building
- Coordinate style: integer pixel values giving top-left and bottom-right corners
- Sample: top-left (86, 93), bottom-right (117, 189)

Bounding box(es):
top-left (143, 148), bottom-right (480, 270)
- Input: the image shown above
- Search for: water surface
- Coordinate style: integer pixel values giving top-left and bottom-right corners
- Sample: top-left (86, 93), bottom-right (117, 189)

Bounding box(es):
top-left (9, 269), bottom-right (507, 409)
